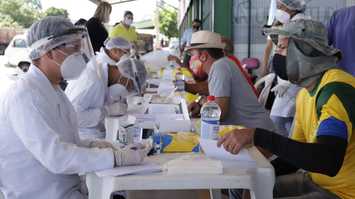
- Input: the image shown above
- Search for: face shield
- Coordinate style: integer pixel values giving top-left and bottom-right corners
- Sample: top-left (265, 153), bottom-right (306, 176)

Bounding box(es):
top-left (116, 58), bottom-right (147, 95)
top-left (29, 27), bottom-right (95, 80)
top-left (29, 27), bottom-right (94, 62)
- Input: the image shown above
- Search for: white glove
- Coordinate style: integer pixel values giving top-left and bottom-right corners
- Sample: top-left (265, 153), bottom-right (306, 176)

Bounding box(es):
top-left (104, 102), bottom-right (128, 116)
top-left (89, 140), bottom-right (115, 149)
top-left (113, 143), bottom-right (151, 166)
top-left (271, 78), bottom-right (291, 97)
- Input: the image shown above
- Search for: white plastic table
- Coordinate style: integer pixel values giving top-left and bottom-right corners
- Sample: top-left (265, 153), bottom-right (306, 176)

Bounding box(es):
top-left (86, 147), bottom-right (275, 199)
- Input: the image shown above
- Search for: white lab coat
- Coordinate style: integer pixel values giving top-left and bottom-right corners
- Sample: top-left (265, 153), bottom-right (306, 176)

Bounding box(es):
top-left (270, 13), bottom-right (307, 118)
top-left (65, 48), bottom-right (114, 140)
top-left (270, 77), bottom-right (301, 117)
top-left (0, 65), bottom-right (114, 199)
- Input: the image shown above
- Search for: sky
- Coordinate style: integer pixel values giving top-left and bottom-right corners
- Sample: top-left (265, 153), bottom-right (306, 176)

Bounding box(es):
top-left (41, 0), bottom-right (179, 25)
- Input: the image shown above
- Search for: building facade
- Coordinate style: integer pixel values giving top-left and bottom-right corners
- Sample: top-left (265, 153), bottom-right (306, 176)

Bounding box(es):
top-left (179, 0), bottom-right (355, 61)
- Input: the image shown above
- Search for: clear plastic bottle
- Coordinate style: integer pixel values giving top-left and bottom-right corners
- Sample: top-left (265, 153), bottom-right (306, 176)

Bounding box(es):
top-left (175, 71), bottom-right (185, 91)
top-left (200, 96), bottom-right (221, 140)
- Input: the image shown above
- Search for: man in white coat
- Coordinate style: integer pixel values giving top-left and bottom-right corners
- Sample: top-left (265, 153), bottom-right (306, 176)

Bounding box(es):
top-left (65, 37), bottom-right (133, 140)
top-left (0, 16), bottom-right (148, 199)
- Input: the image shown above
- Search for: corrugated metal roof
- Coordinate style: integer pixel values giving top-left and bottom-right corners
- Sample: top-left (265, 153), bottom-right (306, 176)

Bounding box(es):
top-left (88, 0), bottom-right (137, 5)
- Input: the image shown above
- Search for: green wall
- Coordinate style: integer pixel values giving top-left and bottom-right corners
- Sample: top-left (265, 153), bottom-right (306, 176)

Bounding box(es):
top-left (214, 0), bottom-right (233, 39)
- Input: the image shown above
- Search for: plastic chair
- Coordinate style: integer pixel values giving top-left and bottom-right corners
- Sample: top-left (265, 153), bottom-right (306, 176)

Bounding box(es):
top-left (241, 57), bottom-right (261, 83)
top-left (254, 73), bottom-right (276, 107)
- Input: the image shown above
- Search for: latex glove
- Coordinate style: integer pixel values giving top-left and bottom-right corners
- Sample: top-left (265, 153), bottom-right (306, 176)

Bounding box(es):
top-left (104, 102), bottom-right (128, 116)
top-left (113, 143), bottom-right (151, 167)
top-left (271, 78), bottom-right (291, 97)
top-left (89, 140), bottom-right (115, 149)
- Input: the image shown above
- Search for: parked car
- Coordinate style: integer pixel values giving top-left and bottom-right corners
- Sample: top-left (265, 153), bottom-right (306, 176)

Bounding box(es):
top-left (4, 34), bottom-right (31, 72)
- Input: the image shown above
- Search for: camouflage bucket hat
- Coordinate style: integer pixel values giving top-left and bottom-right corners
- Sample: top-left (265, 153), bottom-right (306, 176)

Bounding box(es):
top-left (263, 19), bottom-right (342, 58)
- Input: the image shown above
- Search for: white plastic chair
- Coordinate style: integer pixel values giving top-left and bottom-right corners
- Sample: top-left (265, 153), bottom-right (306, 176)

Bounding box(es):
top-left (254, 73), bottom-right (275, 107)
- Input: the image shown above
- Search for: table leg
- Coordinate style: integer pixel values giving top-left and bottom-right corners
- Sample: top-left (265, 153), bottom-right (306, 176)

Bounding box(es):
top-left (210, 189), bottom-right (222, 199)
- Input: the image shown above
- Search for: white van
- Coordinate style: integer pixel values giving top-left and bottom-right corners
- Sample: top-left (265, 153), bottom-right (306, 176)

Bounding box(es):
top-left (4, 34), bottom-right (31, 72)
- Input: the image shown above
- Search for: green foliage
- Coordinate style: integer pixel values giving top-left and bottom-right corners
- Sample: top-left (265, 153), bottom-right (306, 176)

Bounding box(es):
top-left (159, 7), bottom-right (178, 39)
top-left (0, 0), bottom-right (41, 28)
top-left (43, 7), bottom-right (68, 18)
top-left (0, 0), bottom-right (68, 29)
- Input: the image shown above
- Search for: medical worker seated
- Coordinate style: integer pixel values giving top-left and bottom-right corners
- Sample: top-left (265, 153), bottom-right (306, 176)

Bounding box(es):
top-left (66, 37), bottom-right (147, 140)
top-left (65, 37), bottom-right (133, 140)
top-left (0, 16), bottom-right (150, 199)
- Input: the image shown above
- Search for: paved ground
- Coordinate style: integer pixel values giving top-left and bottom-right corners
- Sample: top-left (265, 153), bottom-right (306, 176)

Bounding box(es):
top-left (0, 56), bottom-right (18, 94)
top-left (0, 56), bottom-right (18, 76)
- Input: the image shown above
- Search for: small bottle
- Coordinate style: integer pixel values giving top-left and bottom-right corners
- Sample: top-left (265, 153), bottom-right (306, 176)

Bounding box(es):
top-left (153, 128), bottom-right (162, 154)
top-left (118, 128), bottom-right (128, 145)
top-left (200, 96), bottom-right (221, 140)
top-left (175, 71), bottom-right (185, 92)
top-left (169, 60), bottom-right (175, 68)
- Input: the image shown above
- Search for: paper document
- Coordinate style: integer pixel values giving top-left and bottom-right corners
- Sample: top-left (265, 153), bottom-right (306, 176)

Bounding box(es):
top-left (95, 162), bottom-right (162, 177)
top-left (199, 139), bottom-right (255, 162)
top-left (148, 104), bottom-right (181, 114)
top-left (164, 154), bottom-right (223, 175)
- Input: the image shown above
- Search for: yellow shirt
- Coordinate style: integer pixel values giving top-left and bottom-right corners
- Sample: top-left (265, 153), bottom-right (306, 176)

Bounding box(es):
top-left (109, 23), bottom-right (138, 43)
top-left (292, 69), bottom-right (355, 199)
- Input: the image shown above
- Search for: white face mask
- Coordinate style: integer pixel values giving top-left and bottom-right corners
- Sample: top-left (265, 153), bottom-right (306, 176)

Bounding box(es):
top-left (53, 51), bottom-right (87, 80)
top-left (108, 83), bottom-right (129, 104)
top-left (124, 18), bottom-right (133, 26)
top-left (275, 9), bottom-right (291, 24)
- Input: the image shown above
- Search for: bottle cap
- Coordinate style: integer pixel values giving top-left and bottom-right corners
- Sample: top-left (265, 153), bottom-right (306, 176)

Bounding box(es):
top-left (207, 96), bottom-right (215, 101)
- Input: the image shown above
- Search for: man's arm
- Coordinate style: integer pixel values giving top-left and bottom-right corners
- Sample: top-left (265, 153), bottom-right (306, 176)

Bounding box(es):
top-left (208, 61), bottom-right (232, 121)
top-left (215, 97), bottom-right (230, 121)
top-left (185, 81), bottom-right (209, 95)
top-left (261, 39), bottom-right (274, 77)
top-left (254, 128), bottom-right (347, 177)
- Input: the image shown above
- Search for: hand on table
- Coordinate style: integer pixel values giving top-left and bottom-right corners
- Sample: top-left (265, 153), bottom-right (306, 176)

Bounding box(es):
top-left (188, 102), bottom-right (201, 118)
top-left (217, 128), bottom-right (255, 155)
top-left (104, 102), bottom-right (128, 116)
top-left (89, 140), bottom-right (115, 150)
top-left (114, 142), bottom-right (152, 167)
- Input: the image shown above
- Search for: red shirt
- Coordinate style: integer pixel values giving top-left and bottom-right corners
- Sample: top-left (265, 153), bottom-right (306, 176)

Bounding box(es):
top-left (227, 55), bottom-right (258, 96)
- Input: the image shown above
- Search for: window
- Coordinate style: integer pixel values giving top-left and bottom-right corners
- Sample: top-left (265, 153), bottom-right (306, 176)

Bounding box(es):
top-left (13, 39), bottom-right (27, 48)
top-left (201, 0), bottom-right (213, 30)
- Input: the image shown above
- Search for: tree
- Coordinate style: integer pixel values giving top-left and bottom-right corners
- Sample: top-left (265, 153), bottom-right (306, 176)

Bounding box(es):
top-left (0, 0), bottom-right (41, 28)
top-left (159, 7), bottom-right (178, 39)
top-left (44, 7), bottom-right (69, 18)
top-left (26, 0), bottom-right (42, 9)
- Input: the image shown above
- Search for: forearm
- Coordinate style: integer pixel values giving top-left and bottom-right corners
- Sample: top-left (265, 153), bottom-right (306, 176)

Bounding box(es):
top-left (261, 41), bottom-right (273, 76)
top-left (185, 81), bottom-right (209, 95)
top-left (254, 128), bottom-right (347, 177)
top-left (77, 108), bottom-right (104, 128)
top-left (271, 157), bottom-right (299, 176)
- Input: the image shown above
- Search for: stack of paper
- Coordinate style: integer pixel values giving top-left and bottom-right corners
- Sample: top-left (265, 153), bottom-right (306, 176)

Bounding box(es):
top-left (148, 104), bottom-right (181, 114)
top-left (164, 154), bottom-right (223, 175)
top-left (95, 162), bottom-right (162, 177)
top-left (199, 139), bottom-right (255, 162)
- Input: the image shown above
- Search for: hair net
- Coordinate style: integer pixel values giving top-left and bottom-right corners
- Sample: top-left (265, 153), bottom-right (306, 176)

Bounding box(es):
top-left (27, 16), bottom-right (93, 60)
top-left (117, 58), bottom-right (147, 94)
top-left (104, 37), bottom-right (131, 51)
top-left (278, 0), bottom-right (306, 12)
